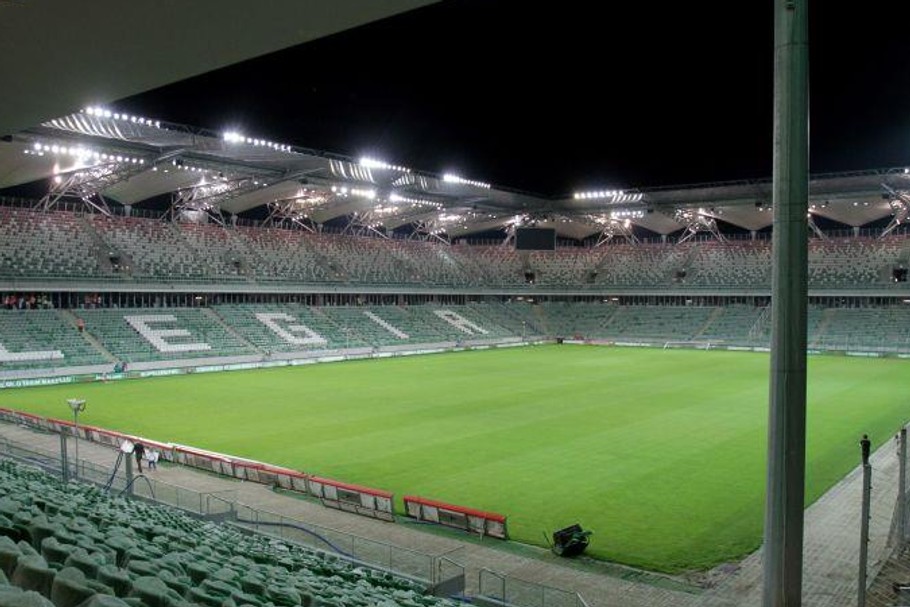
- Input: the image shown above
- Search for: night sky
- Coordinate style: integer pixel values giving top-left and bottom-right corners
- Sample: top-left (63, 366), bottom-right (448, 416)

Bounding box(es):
top-left (117, 0), bottom-right (910, 197)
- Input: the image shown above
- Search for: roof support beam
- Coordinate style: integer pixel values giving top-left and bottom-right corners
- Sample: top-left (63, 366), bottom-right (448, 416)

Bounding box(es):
top-left (38, 170), bottom-right (113, 216)
top-left (806, 213), bottom-right (827, 240)
top-left (263, 200), bottom-right (317, 232)
top-left (676, 211), bottom-right (727, 244)
top-left (594, 220), bottom-right (639, 247)
top-left (409, 220), bottom-right (450, 244)
top-left (342, 211), bottom-right (389, 240)
top-left (880, 184), bottom-right (910, 238)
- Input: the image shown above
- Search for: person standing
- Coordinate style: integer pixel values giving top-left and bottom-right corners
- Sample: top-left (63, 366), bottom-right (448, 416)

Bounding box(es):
top-left (133, 442), bottom-right (145, 473)
top-left (147, 448), bottom-right (159, 471)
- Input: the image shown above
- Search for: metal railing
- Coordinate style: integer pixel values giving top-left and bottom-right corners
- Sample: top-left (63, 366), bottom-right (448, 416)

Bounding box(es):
top-left (0, 430), bottom-right (596, 607)
top-left (478, 568), bottom-right (589, 607)
top-left (0, 434), bottom-right (454, 585)
top-left (219, 497), bottom-right (437, 584)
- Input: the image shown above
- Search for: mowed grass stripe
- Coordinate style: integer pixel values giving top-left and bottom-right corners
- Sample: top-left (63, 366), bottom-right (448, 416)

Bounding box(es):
top-left (2, 345), bottom-right (908, 572)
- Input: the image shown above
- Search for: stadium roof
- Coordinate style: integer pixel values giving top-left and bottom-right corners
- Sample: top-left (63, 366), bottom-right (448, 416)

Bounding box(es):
top-left (0, 0), bottom-right (436, 138)
top-left (3, 110), bottom-right (909, 240)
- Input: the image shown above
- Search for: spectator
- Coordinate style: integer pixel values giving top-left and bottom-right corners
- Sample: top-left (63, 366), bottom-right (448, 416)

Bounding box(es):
top-left (133, 442), bottom-right (145, 473)
top-left (147, 448), bottom-right (159, 471)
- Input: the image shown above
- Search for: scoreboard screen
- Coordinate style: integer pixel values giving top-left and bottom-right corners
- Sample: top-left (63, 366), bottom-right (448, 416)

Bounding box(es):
top-left (515, 228), bottom-right (556, 251)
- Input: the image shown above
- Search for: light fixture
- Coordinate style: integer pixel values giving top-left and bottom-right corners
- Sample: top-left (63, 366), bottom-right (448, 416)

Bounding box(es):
top-left (359, 157), bottom-right (411, 173)
top-left (442, 173), bottom-right (491, 189)
top-left (573, 189), bottom-right (643, 203)
top-left (84, 106), bottom-right (161, 128)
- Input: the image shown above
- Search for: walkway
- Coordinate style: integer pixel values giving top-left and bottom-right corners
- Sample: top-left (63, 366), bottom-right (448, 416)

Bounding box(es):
top-left (0, 421), bottom-right (898, 607)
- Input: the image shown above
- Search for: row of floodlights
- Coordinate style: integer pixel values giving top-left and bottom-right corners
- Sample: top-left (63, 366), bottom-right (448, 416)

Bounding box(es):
top-left (610, 209), bottom-right (645, 219)
top-left (388, 193), bottom-right (443, 207)
top-left (330, 185), bottom-right (377, 200)
top-left (24, 143), bottom-right (145, 165)
top-left (574, 190), bottom-right (644, 202)
top-left (328, 188), bottom-right (444, 208)
top-left (354, 209), bottom-right (464, 225)
top-left (223, 131), bottom-right (293, 152)
top-left (358, 158), bottom-right (490, 190)
top-left (359, 157), bottom-right (411, 173)
top-left (442, 173), bottom-right (491, 189)
top-left (83, 107), bottom-right (161, 129)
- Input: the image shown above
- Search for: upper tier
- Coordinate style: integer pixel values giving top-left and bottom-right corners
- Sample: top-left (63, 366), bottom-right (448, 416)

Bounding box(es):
top-left (2, 206), bottom-right (908, 291)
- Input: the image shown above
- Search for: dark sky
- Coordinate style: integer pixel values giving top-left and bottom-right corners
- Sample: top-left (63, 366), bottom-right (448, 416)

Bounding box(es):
top-left (117, 0), bottom-right (910, 197)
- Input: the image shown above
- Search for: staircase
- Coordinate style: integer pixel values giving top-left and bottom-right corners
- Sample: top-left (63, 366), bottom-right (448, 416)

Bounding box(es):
top-left (809, 308), bottom-right (837, 349)
top-left (669, 244), bottom-right (700, 284)
top-left (76, 214), bottom-right (118, 276)
top-left (57, 309), bottom-right (118, 363)
top-left (363, 310), bottom-right (409, 339)
top-left (691, 307), bottom-right (724, 341)
top-left (299, 238), bottom-right (344, 281)
top-left (747, 306), bottom-right (771, 343)
top-left (532, 305), bottom-right (552, 337)
top-left (200, 308), bottom-right (262, 353)
top-left (597, 305), bottom-right (622, 333)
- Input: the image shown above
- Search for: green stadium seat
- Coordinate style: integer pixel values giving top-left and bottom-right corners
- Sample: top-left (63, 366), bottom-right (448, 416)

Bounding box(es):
top-left (184, 588), bottom-right (220, 607)
top-left (71, 595), bottom-right (131, 607)
top-left (149, 571), bottom-right (185, 599)
top-left (49, 567), bottom-right (96, 607)
top-left (127, 577), bottom-right (181, 607)
top-left (0, 588), bottom-right (55, 607)
top-left (11, 556), bottom-right (55, 598)
top-left (39, 540), bottom-right (75, 568)
top-left (95, 568), bottom-right (130, 599)
top-left (0, 536), bottom-right (23, 573)
top-left (62, 551), bottom-right (104, 581)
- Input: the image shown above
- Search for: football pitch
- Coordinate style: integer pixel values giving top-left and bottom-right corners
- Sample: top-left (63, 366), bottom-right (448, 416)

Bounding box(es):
top-left (2, 345), bottom-right (909, 572)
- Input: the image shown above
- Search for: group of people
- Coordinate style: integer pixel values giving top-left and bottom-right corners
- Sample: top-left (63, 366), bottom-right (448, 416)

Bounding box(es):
top-left (120, 439), bottom-right (160, 473)
top-left (2, 294), bottom-right (52, 309)
top-left (133, 442), bottom-right (160, 473)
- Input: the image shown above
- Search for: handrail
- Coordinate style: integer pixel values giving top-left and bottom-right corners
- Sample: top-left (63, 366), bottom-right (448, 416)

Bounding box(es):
top-left (478, 567), bottom-right (507, 602)
top-left (0, 430), bottom-right (590, 607)
top-left (433, 555), bottom-right (464, 585)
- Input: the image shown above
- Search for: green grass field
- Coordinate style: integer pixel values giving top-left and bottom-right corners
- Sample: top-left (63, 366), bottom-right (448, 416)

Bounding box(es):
top-left (1, 345), bottom-right (908, 572)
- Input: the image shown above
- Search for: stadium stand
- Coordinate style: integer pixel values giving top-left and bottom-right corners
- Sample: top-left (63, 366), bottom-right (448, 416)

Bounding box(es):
top-left (7, 203), bottom-right (910, 370)
top-left (312, 235), bottom-right (417, 285)
top-left (0, 209), bottom-right (104, 280)
top-left (527, 248), bottom-right (601, 286)
top-left (0, 458), bottom-right (458, 607)
top-left (686, 241), bottom-right (772, 287)
top-left (85, 216), bottom-right (204, 282)
top-left (464, 302), bottom-right (544, 338)
top-left (173, 223), bottom-right (253, 281)
top-left (0, 310), bottom-right (106, 370)
top-left (536, 301), bottom-right (618, 338)
top-left (592, 244), bottom-right (688, 287)
top-left (448, 246), bottom-right (525, 286)
top-left (810, 306), bottom-right (910, 352)
top-left (808, 237), bottom-right (901, 287)
top-left (7, 299), bottom-right (910, 373)
top-left (232, 227), bottom-right (331, 284)
top-left (600, 305), bottom-right (717, 341)
top-left (4, 205), bottom-right (910, 289)
top-left (213, 304), bottom-right (351, 352)
top-left (695, 304), bottom-right (767, 345)
top-left (77, 309), bottom-right (255, 363)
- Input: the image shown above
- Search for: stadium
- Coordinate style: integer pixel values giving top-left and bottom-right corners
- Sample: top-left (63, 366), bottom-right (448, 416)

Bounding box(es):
top-left (2, 2), bottom-right (910, 607)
